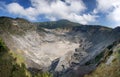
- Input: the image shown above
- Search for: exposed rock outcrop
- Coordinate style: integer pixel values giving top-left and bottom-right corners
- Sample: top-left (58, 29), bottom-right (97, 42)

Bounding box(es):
top-left (0, 17), bottom-right (120, 77)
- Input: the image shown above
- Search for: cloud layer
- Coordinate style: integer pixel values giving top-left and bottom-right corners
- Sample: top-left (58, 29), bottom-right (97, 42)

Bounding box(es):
top-left (96, 0), bottom-right (120, 27)
top-left (0, 0), bottom-right (120, 27)
top-left (1, 0), bottom-right (98, 25)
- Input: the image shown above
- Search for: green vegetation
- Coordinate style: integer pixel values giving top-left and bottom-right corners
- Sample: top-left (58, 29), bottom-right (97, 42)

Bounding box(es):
top-left (0, 38), bottom-right (29, 77)
top-left (34, 72), bottom-right (53, 77)
top-left (37, 19), bottom-right (80, 29)
top-left (9, 50), bottom-right (25, 66)
top-left (0, 17), bottom-right (35, 35)
top-left (85, 48), bottom-right (113, 66)
top-left (0, 38), bottom-right (52, 77)
top-left (85, 47), bottom-right (120, 77)
top-left (0, 17), bottom-right (22, 35)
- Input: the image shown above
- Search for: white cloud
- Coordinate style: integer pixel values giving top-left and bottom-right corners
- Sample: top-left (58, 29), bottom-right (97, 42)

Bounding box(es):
top-left (1, 0), bottom-right (98, 24)
top-left (7, 3), bottom-right (25, 15)
top-left (61, 13), bottom-right (98, 24)
top-left (96, 0), bottom-right (120, 27)
top-left (92, 9), bottom-right (98, 14)
top-left (96, 0), bottom-right (115, 12)
top-left (7, 3), bottom-right (38, 20)
top-left (107, 6), bottom-right (120, 22)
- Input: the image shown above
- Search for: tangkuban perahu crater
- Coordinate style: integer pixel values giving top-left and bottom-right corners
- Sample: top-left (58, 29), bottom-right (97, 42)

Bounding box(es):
top-left (0, 17), bottom-right (120, 77)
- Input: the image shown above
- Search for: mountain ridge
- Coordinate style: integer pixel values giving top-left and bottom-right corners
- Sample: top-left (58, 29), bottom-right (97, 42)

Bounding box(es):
top-left (0, 16), bottom-right (120, 77)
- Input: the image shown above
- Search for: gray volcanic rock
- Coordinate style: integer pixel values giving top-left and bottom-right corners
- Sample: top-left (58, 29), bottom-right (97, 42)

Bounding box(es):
top-left (0, 17), bottom-right (120, 77)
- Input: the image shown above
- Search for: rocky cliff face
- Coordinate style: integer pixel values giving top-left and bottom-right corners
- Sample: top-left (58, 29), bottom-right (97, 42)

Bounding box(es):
top-left (85, 40), bottom-right (120, 77)
top-left (0, 16), bottom-right (120, 77)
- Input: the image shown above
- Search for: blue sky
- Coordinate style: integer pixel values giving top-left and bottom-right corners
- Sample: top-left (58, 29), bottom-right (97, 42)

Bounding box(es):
top-left (0, 0), bottom-right (120, 28)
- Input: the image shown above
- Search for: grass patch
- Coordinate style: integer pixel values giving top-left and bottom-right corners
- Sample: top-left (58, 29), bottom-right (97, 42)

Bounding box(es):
top-left (85, 48), bottom-right (120, 77)
top-left (9, 50), bottom-right (25, 66)
top-left (0, 38), bottom-right (53, 77)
